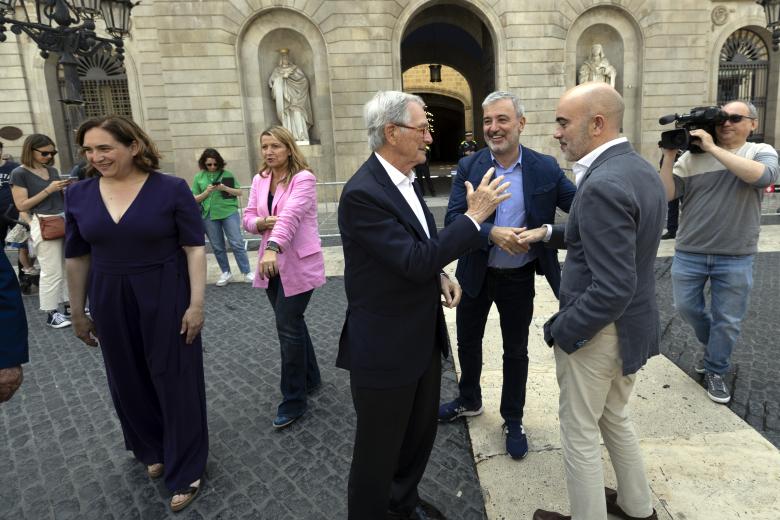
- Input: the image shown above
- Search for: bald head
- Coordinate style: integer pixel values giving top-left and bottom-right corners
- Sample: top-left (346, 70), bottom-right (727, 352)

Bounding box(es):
top-left (554, 83), bottom-right (625, 162)
top-left (566, 82), bottom-right (624, 131)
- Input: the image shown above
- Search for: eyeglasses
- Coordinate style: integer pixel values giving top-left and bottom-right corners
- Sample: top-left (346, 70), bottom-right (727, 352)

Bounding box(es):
top-left (719, 114), bottom-right (757, 125)
top-left (205, 162), bottom-right (218, 167)
top-left (34, 149), bottom-right (58, 157)
top-left (394, 123), bottom-right (431, 137)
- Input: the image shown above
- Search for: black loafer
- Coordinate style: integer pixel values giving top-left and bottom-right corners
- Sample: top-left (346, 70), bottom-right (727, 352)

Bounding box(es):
top-left (387, 499), bottom-right (446, 520)
top-left (605, 487), bottom-right (658, 520)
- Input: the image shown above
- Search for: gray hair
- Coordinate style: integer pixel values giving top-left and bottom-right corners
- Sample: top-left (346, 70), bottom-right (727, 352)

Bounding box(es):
top-left (482, 91), bottom-right (525, 118)
top-left (725, 99), bottom-right (758, 119)
top-left (364, 91), bottom-right (425, 152)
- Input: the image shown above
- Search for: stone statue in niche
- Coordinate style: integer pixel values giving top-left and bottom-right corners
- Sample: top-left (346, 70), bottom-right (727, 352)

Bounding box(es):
top-left (269, 49), bottom-right (313, 143)
top-left (578, 43), bottom-right (617, 87)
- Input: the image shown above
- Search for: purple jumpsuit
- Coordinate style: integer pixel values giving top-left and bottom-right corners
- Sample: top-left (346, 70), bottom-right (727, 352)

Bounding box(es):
top-left (64, 173), bottom-right (208, 492)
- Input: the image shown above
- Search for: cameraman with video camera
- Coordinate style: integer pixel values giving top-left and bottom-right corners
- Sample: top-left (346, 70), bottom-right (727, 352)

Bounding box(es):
top-left (659, 100), bottom-right (779, 405)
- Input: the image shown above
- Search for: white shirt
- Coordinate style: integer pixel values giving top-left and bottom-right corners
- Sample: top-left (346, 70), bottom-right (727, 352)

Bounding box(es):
top-left (572, 136), bottom-right (628, 186)
top-left (542, 136), bottom-right (628, 242)
top-left (375, 152), bottom-right (430, 238)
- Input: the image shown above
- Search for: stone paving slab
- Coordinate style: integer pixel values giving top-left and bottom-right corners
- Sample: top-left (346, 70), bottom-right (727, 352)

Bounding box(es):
top-left (0, 277), bottom-right (486, 519)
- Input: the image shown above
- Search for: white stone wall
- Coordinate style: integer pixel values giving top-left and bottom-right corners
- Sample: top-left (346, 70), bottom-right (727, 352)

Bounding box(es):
top-left (3, 0), bottom-right (776, 188)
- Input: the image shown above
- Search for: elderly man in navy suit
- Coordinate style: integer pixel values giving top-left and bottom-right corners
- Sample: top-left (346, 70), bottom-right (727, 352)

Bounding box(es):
top-left (337, 90), bottom-right (509, 520)
top-left (438, 91), bottom-right (576, 460)
top-left (523, 83), bottom-right (664, 520)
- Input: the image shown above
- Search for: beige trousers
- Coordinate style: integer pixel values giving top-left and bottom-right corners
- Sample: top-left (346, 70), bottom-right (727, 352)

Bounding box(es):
top-left (554, 323), bottom-right (653, 520)
top-left (30, 214), bottom-right (69, 312)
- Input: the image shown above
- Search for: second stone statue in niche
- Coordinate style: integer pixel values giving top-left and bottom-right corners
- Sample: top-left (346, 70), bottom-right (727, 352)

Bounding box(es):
top-left (269, 49), bottom-right (314, 143)
top-left (578, 43), bottom-right (617, 87)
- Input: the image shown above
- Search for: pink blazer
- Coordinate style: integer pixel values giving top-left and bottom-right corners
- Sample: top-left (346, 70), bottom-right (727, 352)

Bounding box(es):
top-left (243, 170), bottom-right (326, 296)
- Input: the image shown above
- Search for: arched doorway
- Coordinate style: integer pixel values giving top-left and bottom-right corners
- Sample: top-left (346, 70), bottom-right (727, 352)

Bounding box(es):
top-left (403, 64), bottom-right (472, 162)
top-left (399, 3), bottom-right (496, 167)
top-left (718, 28), bottom-right (769, 142)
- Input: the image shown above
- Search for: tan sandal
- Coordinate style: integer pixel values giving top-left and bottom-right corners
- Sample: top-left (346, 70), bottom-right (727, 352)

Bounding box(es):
top-left (170, 478), bottom-right (201, 512)
top-left (147, 463), bottom-right (164, 479)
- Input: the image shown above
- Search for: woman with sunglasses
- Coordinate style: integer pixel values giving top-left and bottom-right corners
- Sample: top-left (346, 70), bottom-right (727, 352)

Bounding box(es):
top-left (191, 148), bottom-right (253, 286)
top-left (10, 134), bottom-right (72, 328)
top-left (243, 126), bottom-right (325, 428)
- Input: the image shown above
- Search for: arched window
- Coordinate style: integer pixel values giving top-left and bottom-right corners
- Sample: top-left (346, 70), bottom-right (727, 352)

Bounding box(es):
top-left (718, 29), bottom-right (769, 142)
top-left (56, 50), bottom-right (132, 165)
top-left (78, 51), bottom-right (133, 119)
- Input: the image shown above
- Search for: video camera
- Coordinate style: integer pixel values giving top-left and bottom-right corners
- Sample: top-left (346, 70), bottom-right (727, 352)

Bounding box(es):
top-left (658, 106), bottom-right (728, 153)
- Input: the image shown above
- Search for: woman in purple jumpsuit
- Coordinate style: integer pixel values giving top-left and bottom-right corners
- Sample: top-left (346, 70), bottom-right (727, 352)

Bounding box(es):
top-left (64, 116), bottom-right (208, 512)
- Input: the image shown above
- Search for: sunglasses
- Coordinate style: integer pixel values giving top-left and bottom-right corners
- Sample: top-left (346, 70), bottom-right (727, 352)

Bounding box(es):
top-left (719, 114), bottom-right (757, 125)
top-left (34, 149), bottom-right (58, 157)
top-left (205, 162), bottom-right (218, 166)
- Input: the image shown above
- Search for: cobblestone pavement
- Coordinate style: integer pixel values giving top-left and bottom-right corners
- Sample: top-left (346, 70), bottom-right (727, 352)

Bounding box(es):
top-left (0, 277), bottom-right (486, 520)
top-left (656, 253), bottom-right (780, 448)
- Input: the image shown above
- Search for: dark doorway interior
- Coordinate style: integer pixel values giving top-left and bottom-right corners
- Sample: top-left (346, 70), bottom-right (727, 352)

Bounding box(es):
top-left (416, 93), bottom-right (463, 163)
top-left (400, 3), bottom-right (495, 145)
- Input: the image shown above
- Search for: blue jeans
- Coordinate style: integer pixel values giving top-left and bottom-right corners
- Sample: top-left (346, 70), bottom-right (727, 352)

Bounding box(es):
top-left (671, 251), bottom-right (754, 375)
top-left (266, 276), bottom-right (321, 417)
top-left (203, 212), bottom-right (251, 274)
top-left (456, 263), bottom-right (535, 422)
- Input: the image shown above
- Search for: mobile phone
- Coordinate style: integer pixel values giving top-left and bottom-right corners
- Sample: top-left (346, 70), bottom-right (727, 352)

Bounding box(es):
top-left (211, 181), bottom-right (221, 186)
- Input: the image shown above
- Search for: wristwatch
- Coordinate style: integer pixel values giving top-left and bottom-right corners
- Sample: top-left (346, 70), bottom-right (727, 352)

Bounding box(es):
top-left (265, 240), bottom-right (281, 253)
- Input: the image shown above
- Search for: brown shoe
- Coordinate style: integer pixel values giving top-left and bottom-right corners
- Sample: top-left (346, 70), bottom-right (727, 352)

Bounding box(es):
top-left (532, 510), bottom-right (570, 520)
top-left (605, 487), bottom-right (658, 520)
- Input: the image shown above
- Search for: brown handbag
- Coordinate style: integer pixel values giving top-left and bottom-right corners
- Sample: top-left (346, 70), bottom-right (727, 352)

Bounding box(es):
top-left (39, 215), bottom-right (65, 240)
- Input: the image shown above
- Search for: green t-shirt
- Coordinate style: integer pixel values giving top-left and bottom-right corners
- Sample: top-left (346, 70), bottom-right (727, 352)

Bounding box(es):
top-left (191, 169), bottom-right (241, 220)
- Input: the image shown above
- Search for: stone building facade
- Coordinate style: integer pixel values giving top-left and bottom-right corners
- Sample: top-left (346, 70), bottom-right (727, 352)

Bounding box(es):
top-left (2, 0), bottom-right (777, 195)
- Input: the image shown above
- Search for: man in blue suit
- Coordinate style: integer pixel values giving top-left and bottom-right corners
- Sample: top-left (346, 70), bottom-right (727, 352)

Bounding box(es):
top-left (439, 91), bottom-right (576, 460)
top-left (338, 90), bottom-right (509, 520)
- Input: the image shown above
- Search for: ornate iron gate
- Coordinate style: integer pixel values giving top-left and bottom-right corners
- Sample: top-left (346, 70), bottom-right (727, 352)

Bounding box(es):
top-left (718, 29), bottom-right (769, 142)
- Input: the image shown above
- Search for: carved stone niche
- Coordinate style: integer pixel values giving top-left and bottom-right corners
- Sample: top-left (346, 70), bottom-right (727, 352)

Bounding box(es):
top-left (576, 24), bottom-right (624, 93)
top-left (260, 29), bottom-right (318, 144)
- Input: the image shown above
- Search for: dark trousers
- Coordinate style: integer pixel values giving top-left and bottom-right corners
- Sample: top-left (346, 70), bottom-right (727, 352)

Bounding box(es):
top-left (456, 263), bottom-right (535, 421)
top-left (347, 349), bottom-right (441, 519)
top-left (266, 276), bottom-right (321, 417)
top-left (95, 274), bottom-right (209, 492)
top-left (667, 198), bottom-right (680, 233)
top-left (415, 163), bottom-right (435, 196)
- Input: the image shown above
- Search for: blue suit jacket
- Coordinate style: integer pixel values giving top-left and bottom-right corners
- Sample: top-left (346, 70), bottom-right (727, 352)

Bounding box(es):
top-left (445, 146), bottom-right (576, 298)
top-left (337, 153), bottom-right (482, 388)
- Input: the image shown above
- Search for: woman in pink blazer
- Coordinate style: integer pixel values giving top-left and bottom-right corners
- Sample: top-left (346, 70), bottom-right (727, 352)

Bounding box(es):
top-left (243, 126), bottom-right (325, 429)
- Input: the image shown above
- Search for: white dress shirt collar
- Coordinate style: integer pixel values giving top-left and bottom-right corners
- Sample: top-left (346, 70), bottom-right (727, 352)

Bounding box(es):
top-left (374, 152), bottom-right (430, 238)
top-left (375, 151), bottom-right (416, 186)
top-left (572, 136), bottom-right (628, 186)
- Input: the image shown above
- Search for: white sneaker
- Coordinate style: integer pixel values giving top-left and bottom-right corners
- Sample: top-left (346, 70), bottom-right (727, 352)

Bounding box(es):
top-left (47, 311), bottom-right (72, 329)
top-left (216, 272), bottom-right (233, 287)
top-left (244, 272), bottom-right (255, 283)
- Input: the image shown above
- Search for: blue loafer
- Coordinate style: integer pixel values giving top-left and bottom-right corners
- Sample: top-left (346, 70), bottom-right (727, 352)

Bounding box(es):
top-left (272, 413), bottom-right (302, 429)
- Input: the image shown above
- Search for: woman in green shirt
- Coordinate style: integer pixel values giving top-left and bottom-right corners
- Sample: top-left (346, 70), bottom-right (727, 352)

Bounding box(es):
top-left (191, 149), bottom-right (252, 286)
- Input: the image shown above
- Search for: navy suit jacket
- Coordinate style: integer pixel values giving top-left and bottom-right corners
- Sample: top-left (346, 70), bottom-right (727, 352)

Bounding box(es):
top-left (337, 153), bottom-right (482, 389)
top-left (445, 146), bottom-right (576, 298)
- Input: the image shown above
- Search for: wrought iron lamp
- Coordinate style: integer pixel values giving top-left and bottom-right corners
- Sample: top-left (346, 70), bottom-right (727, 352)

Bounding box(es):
top-left (757, 0), bottom-right (780, 51)
top-left (0, 0), bottom-right (136, 121)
